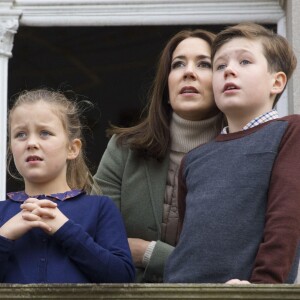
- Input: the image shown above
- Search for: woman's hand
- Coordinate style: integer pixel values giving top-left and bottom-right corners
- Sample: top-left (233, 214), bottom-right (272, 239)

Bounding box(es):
top-left (128, 238), bottom-right (150, 268)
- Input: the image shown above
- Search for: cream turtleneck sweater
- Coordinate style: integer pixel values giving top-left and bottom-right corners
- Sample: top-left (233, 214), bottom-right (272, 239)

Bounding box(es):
top-left (170, 111), bottom-right (223, 158)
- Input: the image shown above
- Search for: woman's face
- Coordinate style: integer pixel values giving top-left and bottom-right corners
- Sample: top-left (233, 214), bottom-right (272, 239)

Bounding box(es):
top-left (168, 37), bottom-right (218, 121)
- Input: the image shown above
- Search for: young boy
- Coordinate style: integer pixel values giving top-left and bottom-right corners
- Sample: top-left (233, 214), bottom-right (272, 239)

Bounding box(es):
top-left (164, 23), bottom-right (299, 284)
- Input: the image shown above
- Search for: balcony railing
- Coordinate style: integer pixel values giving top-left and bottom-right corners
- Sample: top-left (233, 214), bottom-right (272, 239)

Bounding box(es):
top-left (0, 283), bottom-right (300, 299)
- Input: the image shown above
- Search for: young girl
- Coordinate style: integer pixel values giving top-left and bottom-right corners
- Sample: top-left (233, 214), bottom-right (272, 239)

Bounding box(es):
top-left (0, 89), bottom-right (135, 283)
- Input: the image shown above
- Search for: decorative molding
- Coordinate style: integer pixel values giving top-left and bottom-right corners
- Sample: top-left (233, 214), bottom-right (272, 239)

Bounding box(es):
top-left (0, 283), bottom-right (300, 299)
top-left (13, 0), bottom-right (284, 26)
top-left (0, 18), bottom-right (19, 57)
top-left (0, 4), bottom-right (21, 198)
top-left (0, 0), bottom-right (13, 9)
top-left (276, 16), bottom-right (288, 117)
top-left (286, 0), bottom-right (300, 114)
top-left (279, 0), bottom-right (286, 9)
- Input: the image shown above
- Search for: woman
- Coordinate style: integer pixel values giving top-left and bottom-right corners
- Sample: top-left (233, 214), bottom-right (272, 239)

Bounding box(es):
top-left (93, 29), bottom-right (224, 282)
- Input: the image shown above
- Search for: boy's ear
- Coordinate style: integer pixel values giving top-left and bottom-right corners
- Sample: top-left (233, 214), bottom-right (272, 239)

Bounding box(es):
top-left (271, 71), bottom-right (287, 95)
top-left (67, 138), bottom-right (82, 160)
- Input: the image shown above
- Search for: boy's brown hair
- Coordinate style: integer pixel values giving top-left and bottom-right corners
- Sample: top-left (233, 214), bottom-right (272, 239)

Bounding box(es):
top-left (211, 22), bottom-right (297, 106)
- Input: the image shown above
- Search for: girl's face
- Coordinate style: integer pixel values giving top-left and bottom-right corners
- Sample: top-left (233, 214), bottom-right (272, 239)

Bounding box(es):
top-left (168, 37), bottom-right (218, 121)
top-left (10, 101), bottom-right (79, 194)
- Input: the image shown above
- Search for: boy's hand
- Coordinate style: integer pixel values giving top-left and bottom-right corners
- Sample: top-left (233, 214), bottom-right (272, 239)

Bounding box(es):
top-left (225, 279), bottom-right (251, 284)
top-left (21, 198), bottom-right (69, 235)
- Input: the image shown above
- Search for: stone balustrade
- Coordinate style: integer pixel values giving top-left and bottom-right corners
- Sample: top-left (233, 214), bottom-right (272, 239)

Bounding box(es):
top-left (0, 283), bottom-right (300, 299)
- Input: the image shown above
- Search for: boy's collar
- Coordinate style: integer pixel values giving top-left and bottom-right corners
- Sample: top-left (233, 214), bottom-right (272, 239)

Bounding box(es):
top-left (221, 109), bottom-right (279, 134)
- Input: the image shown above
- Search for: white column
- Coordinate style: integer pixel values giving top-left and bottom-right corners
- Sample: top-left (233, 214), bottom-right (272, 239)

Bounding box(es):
top-left (286, 0), bottom-right (300, 115)
top-left (0, 18), bottom-right (19, 199)
top-left (276, 16), bottom-right (288, 117)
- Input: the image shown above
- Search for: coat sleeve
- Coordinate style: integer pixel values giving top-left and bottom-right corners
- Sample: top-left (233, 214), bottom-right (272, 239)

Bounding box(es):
top-left (143, 241), bottom-right (174, 282)
top-left (250, 116), bottom-right (300, 283)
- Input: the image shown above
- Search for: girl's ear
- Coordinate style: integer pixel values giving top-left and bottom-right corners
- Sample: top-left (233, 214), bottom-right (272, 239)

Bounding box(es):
top-left (67, 138), bottom-right (82, 160)
top-left (271, 71), bottom-right (287, 95)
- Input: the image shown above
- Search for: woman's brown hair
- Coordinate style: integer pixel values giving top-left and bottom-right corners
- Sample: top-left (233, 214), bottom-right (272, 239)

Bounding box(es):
top-left (108, 29), bottom-right (217, 160)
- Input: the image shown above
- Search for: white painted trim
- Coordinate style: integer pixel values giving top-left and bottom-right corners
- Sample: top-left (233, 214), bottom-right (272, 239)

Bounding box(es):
top-left (0, 18), bottom-right (19, 199)
top-left (0, 56), bottom-right (9, 200)
top-left (13, 0), bottom-right (284, 26)
top-left (276, 16), bottom-right (288, 117)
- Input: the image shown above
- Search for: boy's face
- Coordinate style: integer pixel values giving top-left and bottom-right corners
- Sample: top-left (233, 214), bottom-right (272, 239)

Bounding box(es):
top-left (212, 37), bottom-right (275, 121)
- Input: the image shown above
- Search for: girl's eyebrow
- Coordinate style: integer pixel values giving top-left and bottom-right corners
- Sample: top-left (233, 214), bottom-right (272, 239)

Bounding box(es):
top-left (11, 125), bottom-right (25, 131)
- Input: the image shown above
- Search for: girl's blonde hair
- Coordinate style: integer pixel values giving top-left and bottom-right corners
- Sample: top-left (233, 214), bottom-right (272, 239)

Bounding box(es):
top-left (8, 89), bottom-right (98, 194)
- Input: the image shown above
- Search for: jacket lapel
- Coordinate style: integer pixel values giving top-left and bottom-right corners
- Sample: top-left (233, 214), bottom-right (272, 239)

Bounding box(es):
top-left (144, 156), bottom-right (169, 237)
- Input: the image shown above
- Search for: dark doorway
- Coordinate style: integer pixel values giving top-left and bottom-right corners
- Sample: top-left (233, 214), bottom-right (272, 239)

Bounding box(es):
top-left (7, 24), bottom-right (275, 192)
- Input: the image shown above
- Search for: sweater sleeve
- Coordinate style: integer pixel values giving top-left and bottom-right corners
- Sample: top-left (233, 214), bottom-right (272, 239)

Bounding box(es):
top-left (53, 198), bottom-right (135, 283)
top-left (250, 116), bottom-right (300, 283)
top-left (0, 235), bottom-right (14, 282)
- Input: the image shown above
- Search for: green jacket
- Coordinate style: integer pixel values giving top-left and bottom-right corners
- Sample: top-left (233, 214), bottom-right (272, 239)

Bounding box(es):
top-left (93, 135), bottom-right (173, 282)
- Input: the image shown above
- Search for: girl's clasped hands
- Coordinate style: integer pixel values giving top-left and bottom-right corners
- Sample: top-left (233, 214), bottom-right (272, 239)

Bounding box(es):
top-left (0, 198), bottom-right (67, 240)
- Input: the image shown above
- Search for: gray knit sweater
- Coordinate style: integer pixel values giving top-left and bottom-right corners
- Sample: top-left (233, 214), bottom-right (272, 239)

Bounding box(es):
top-left (164, 116), bottom-right (300, 283)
